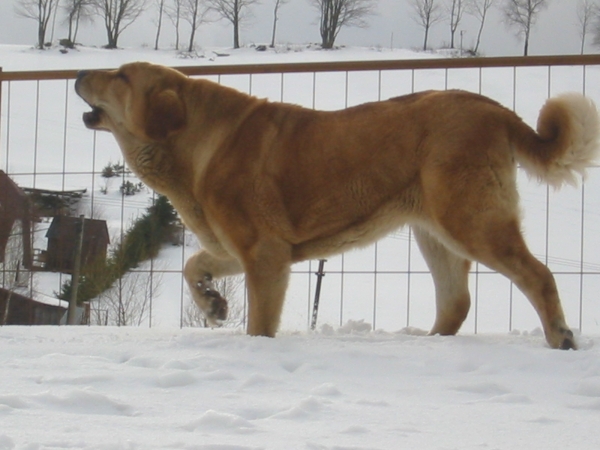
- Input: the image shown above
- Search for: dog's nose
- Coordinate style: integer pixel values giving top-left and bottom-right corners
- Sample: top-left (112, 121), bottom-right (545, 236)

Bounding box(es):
top-left (75, 70), bottom-right (89, 93)
top-left (76, 70), bottom-right (89, 81)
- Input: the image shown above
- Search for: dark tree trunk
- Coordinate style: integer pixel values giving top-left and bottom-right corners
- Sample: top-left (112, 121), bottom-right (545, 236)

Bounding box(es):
top-left (233, 2), bottom-right (240, 49)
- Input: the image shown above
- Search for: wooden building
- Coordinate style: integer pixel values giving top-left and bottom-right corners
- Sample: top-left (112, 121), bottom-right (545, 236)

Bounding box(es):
top-left (0, 171), bottom-right (32, 268)
top-left (22, 186), bottom-right (86, 218)
top-left (45, 216), bottom-right (110, 273)
top-left (0, 288), bottom-right (67, 325)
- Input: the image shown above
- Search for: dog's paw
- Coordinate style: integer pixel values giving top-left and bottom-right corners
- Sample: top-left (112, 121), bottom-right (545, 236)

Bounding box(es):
top-left (195, 275), bottom-right (228, 326)
top-left (547, 324), bottom-right (577, 350)
top-left (558, 327), bottom-right (577, 350)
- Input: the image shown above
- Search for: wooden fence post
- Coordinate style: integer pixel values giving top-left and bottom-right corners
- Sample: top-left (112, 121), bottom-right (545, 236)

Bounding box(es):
top-left (311, 259), bottom-right (327, 331)
top-left (0, 67), bottom-right (3, 170)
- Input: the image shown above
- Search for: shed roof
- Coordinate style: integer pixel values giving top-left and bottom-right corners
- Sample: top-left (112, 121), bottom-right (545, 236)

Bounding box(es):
top-left (0, 170), bottom-right (28, 213)
top-left (46, 216), bottom-right (110, 243)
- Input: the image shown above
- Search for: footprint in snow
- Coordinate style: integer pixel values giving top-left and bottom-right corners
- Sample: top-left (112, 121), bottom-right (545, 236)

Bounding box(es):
top-left (156, 371), bottom-right (197, 388)
top-left (31, 389), bottom-right (137, 416)
top-left (341, 425), bottom-right (371, 434)
top-left (574, 377), bottom-right (600, 398)
top-left (280, 360), bottom-right (304, 373)
top-left (568, 398), bottom-right (600, 411)
top-left (34, 374), bottom-right (113, 386)
top-left (162, 359), bottom-right (200, 370)
top-left (527, 416), bottom-right (562, 425)
top-left (123, 355), bottom-right (164, 369)
top-left (235, 405), bottom-right (282, 421)
top-left (269, 396), bottom-right (324, 420)
top-left (477, 393), bottom-right (533, 404)
top-left (182, 410), bottom-right (258, 434)
top-left (310, 383), bottom-right (342, 397)
top-left (201, 369), bottom-right (237, 382)
top-left (239, 373), bottom-right (278, 389)
top-left (451, 381), bottom-right (510, 396)
top-left (0, 434), bottom-right (15, 450)
top-left (0, 395), bottom-right (30, 410)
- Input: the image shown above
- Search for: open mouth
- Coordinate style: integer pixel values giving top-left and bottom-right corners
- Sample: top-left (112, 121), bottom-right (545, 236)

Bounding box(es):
top-left (75, 72), bottom-right (103, 129)
top-left (82, 106), bottom-right (103, 128)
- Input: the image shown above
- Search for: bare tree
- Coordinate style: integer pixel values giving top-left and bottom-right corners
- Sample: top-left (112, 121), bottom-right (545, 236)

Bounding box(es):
top-left (208, 0), bottom-right (259, 49)
top-left (166, 0), bottom-right (184, 50)
top-left (310, 0), bottom-right (376, 49)
top-left (1, 222), bottom-right (32, 325)
top-left (182, 0), bottom-right (211, 52)
top-left (411, 0), bottom-right (445, 51)
top-left (62, 0), bottom-right (95, 45)
top-left (50, 0), bottom-right (60, 42)
top-left (91, 269), bottom-right (162, 326)
top-left (15, 0), bottom-right (59, 49)
top-left (154, 0), bottom-right (167, 49)
top-left (447, 0), bottom-right (466, 48)
top-left (579, 0), bottom-right (598, 54)
top-left (270, 0), bottom-right (290, 47)
top-left (91, 0), bottom-right (148, 49)
top-left (467, 0), bottom-right (495, 54)
top-left (502, 0), bottom-right (549, 56)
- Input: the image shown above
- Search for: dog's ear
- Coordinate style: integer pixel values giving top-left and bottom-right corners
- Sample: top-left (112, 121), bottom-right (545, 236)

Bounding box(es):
top-left (144, 89), bottom-right (186, 141)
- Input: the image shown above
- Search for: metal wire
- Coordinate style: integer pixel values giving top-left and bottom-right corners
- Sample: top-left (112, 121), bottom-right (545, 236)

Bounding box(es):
top-left (1, 58), bottom-right (599, 333)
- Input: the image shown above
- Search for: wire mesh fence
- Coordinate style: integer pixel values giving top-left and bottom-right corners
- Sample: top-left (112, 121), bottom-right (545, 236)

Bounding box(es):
top-left (2, 55), bottom-right (600, 334)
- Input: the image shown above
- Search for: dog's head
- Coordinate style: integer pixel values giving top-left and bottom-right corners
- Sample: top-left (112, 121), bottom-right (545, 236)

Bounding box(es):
top-left (75, 62), bottom-right (186, 142)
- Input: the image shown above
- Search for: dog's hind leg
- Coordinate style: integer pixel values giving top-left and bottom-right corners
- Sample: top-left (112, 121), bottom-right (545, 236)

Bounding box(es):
top-left (413, 226), bottom-right (472, 336)
top-left (439, 216), bottom-right (576, 350)
top-left (184, 250), bottom-right (243, 327)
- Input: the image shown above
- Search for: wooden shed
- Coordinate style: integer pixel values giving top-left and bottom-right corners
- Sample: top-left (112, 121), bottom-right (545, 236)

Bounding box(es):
top-left (0, 171), bottom-right (32, 268)
top-left (0, 288), bottom-right (67, 325)
top-left (45, 216), bottom-right (110, 273)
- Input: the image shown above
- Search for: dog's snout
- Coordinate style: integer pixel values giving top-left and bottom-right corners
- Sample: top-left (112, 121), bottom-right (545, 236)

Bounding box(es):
top-left (76, 70), bottom-right (90, 81)
top-left (75, 70), bottom-right (89, 93)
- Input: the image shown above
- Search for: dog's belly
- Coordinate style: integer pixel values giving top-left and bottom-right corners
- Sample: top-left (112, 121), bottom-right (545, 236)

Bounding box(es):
top-left (291, 201), bottom-right (413, 262)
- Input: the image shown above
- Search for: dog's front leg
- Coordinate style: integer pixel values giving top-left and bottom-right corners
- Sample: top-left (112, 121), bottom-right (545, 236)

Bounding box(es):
top-left (241, 239), bottom-right (293, 337)
top-left (184, 250), bottom-right (242, 327)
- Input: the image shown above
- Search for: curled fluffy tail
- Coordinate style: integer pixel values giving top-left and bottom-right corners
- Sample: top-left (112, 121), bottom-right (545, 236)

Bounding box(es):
top-left (515, 93), bottom-right (600, 188)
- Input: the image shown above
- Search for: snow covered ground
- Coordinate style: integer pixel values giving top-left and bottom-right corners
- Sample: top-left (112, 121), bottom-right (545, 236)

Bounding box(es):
top-left (1, 325), bottom-right (600, 449)
top-left (2, 44), bottom-right (600, 448)
top-left (0, 44), bottom-right (440, 72)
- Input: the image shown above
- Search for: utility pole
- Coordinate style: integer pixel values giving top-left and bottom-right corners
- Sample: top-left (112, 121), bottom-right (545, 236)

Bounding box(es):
top-left (68, 215), bottom-right (85, 325)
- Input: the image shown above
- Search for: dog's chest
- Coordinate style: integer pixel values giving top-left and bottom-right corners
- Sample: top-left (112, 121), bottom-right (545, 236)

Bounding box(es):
top-left (175, 199), bottom-right (227, 256)
top-left (128, 144), bottom-right (173, 186)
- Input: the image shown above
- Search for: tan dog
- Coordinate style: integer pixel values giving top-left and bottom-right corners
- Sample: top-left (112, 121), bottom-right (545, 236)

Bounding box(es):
top-left (75, 61), bottom-right (600, 349)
